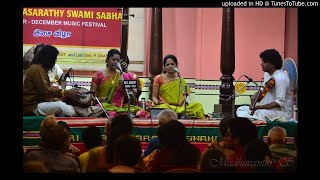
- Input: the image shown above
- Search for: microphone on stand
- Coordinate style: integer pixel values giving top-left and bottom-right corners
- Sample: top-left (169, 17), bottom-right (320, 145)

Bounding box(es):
top-left (116, 62), bottom-right (124, 74)
top-left (62, 68), bottom-right (72, 81)
top-left (244, 75), bottom-right (259, 86)
top-left (173, 67), bottom-right (180, 74)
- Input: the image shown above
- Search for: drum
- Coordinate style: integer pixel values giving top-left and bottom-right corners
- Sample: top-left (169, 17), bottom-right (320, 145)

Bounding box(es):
top-left (63, 87), bottom-right (92, 108)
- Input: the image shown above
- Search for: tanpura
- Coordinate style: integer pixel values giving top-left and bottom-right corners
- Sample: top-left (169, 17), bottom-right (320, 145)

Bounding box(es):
top-left (250, 77), bottom-right (275, 115)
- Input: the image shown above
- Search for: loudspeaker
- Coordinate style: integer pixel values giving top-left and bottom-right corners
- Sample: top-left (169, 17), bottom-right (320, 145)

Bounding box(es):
top-left (150, 108), bottom-right (167, 119)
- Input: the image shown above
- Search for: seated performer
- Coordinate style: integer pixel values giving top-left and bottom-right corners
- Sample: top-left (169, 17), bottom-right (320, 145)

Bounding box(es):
top-left (236, 49), bottom-right (293, 122)
top-left (151, 54), bottom-right (205, 119)
top-left (23, 43), bottom-right (63, 86)
top-left (90, 49), bottom-right (141, 114)
top-left (23, 44), bottom-right (81, 116)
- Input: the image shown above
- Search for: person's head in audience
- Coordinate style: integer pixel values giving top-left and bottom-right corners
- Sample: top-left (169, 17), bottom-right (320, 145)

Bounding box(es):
top-left (82, 126), bottom-right (103, 151)
top-left (244, 138), bottom-right (274, 172)
top-left (57, 121), bottom-right (70, 133)
top-left (110, 135), bottom-right (143, 173)
top-left (158, 120), bottom-right (187, 148)
top-left (40, 115), bottom-right (57, 141)
top-left (198, 148), bottom-right (232, 173)
top-left (218, 117), bottom-right (232, 148)
top-left (41, 124), bottom-right (70, 153)
top-left (157, 109), bottom-right (178, 125)
top-left (157, 120), bottom-right (200, 165)
top-left (24, 160), bottom-right (48, 173)
top-left (245, 139), bottom-right (272, 162)
top-left (105, 114), bottom-right (133, 164)
top-left (222, 117), bottom-right (258, 150)
top-left (267, 126), bottom-right (287, 145)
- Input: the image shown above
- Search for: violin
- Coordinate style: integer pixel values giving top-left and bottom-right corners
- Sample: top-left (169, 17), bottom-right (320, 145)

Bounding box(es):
top-left (250, 77), bottom-right (275, 115)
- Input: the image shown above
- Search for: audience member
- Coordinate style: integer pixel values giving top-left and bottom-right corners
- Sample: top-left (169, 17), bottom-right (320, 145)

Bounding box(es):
top-left (267, 126), bottom-right (296, 164)
top-left (143, 109), bottom-right (178, 157)
top-left (85, 114), bottom-right (133, 172)
top-left (244, 138), bottom-right (274, 172)
top-left (57, 121), bottom-right (81, 156)
top-left (109, 135), bottom-right (145, 173)
top-left (79, 126), bottom-right (103, 173)
top-left (23, 160), bottom-right (48, 173)
top-left (24, 119), bottom-right (80, 173)
top-left (144, 120), bottom-right (200, 172)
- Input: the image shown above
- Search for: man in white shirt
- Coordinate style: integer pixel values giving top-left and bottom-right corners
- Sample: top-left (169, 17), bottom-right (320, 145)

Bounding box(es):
top-left (236, 49), bottom-right (293, 122)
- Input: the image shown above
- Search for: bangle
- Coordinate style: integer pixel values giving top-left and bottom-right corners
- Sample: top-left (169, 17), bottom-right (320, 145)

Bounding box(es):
top-left (61, 89), bottom-right (65, 97)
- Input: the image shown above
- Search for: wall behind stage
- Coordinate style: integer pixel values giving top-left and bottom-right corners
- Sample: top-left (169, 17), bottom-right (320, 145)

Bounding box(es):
top-left (144, 8), bottom-right (296, 82)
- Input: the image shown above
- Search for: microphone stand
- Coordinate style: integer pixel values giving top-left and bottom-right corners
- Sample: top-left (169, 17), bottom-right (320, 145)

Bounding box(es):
top-left (229, 81), bottom-right (249, 118)
top-left (178, 73), bottom-right (189, 119)
top-left (91, 91), bottom-right (111, 119)
top-left (119, 71), bottom-right (135, 118)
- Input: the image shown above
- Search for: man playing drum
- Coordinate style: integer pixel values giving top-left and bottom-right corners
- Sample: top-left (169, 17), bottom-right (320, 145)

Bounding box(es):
top-left (23, 45), bottom-right (81, 117)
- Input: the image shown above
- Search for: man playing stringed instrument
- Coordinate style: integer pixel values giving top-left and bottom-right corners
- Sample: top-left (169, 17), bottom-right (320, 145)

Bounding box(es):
top-left (236, 49), bottom-right (293, 122)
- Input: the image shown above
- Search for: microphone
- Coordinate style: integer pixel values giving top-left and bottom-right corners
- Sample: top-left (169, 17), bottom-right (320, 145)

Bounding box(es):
top-left (173, 67), bottom-right (180, 74)
top-left (63, 68), bottom-right (72, 81)
top-left (116, 62), bottom-right (123, 74)
top-left (244, 75), bottom-right (259, 86)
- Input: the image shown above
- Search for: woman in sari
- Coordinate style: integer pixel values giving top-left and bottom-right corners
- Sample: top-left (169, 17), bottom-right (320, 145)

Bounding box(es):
top-left (90, 49), bottom-right (141, 114)
top-left (151, 54), bottom-right (205, 119)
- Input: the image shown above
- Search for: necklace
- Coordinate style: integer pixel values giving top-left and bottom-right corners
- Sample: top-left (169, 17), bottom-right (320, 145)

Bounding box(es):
top-left (106, 70), bottom-right (117, 85)
top-left (165, 74), bottom-right (176, 81)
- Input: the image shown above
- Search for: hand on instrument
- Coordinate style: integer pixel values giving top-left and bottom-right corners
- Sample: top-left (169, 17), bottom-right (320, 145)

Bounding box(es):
top-left (65, 89), bottom-right (82, 100)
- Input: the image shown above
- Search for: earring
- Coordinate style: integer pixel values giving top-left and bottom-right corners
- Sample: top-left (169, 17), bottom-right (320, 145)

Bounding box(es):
top-left (163, 69), bottom-right (166, 74)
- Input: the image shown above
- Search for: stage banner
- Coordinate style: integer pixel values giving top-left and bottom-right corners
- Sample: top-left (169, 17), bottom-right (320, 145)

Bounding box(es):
top-left (23, 8), bottom-right (122, 71)
top-left (23, 117), bottom-right (297, 153)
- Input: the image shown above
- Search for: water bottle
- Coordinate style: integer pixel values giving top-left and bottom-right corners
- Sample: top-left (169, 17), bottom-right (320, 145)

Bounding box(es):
top-left (141, 98), bottom-right (146, 110)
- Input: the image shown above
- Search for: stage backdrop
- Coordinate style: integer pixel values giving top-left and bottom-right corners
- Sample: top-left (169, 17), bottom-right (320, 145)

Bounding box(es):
top-left (23, 8), bottom-right (122, 71)
top-left (23, 116), bottom-right (297, 154)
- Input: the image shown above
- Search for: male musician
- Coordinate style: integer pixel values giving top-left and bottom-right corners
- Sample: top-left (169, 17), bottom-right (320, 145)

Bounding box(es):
top-left (23, 45), bottom-right (81, 116)
top-left (236, 49), bottom-right (293, 122)
top-left (23, 43), bottom-right (64, 87)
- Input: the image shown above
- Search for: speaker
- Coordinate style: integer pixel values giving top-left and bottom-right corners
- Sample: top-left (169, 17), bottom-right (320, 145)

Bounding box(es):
top-left (150, 108), bottom-right (167, 119)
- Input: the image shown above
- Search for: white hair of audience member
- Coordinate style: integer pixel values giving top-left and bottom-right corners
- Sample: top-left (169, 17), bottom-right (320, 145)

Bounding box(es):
top-left (157, 109), bottom-right (178, 124)
top-left (267, 126), bottom-right (287, 144)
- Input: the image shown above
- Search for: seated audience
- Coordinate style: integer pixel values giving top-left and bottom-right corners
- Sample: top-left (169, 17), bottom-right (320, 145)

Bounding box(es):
top-left (24, 117), bottom-right (80, 173)
top-left (144, 121), bottom-right (201, 172)
top-left (57, 121), bottom-right (81, 156)
top-left (23, 160), bottom-right (48, 173)
top-left (85, 114), bottom-right (134, 172)
top-left (109, 135), bottom-right (145, 173)
top-left (267, 126), bottom-right (296, 164)
top-left (143, 109), bottom-right (178, 157)
top-left (79, 125), bottom-right (103, 173)
top-left (244, 138), bottom-right (274, 172)
top-left (198, 147), bottom-right (234, 173)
